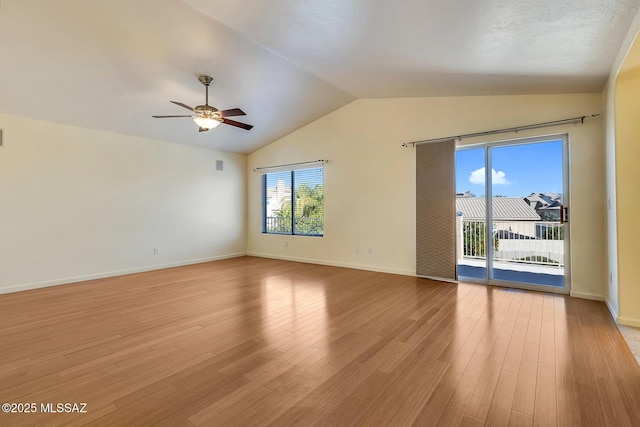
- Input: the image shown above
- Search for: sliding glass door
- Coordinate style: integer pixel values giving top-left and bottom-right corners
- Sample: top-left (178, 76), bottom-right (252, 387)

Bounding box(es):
top-left (455, 136), bottom-right (569, 292)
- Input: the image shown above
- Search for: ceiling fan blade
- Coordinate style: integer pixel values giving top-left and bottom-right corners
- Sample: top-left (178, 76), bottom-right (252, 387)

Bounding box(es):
top-left (198, 127), bottom-right (209, 133)
top-left (170, 101), bottom-right (196, 112)
top-left (152, 115), bottom-right (193, 118)
top-left (222, 118), bottom-right (253, 130)
top-left (219, 108), bottom-right (246, 117)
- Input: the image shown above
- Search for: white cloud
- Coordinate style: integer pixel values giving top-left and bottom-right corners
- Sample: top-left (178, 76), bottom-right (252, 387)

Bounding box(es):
top-left (469, 167), bottom-right (509, 185)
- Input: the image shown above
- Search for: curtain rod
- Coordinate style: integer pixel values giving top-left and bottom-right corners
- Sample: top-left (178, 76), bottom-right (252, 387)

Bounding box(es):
top-left (402, 114), bottom-right (600, 147)
top-left (253, 159), bottom-right (328, 172)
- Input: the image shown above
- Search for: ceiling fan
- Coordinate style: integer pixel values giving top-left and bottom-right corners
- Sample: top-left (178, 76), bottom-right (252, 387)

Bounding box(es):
top-left (152, 75), bottom-right (253, 132)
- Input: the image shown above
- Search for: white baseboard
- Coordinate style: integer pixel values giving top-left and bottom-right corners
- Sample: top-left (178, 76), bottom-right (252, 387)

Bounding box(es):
top-left (605, 298), bottom-right (619, 322)
top-left (617, 316), bottom-right (640, 328)
top-left (0, 253), bottom-right (246, 295)
top-left (246, 252), bottom-right (415, 277)
top-left (570, 291), bottom-right (605, 301)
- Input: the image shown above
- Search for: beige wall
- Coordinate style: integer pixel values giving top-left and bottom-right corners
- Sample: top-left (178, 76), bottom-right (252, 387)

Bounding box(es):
top-left (603, 4), bottom-right (640, 326)
top-left (0, 113), bottom-right (247, 294)
top-left (613, 35), bottom-right (640, 327)
top-left (247, 94), bottom-right (606, 299)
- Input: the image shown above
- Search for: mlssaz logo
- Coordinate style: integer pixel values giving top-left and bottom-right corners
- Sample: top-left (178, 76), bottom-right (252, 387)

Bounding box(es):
top-left (40, 403), bottom-right (88, 413)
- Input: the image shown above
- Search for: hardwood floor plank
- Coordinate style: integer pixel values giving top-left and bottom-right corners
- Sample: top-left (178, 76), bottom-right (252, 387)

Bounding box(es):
top-left (503, 293), bottom-right (534, 373)
top-left (0, 257), bottom-right (638, 426)
top-left (485, 370), bottom-right (518, 426)
top-left (512, 295), bottom-right (543, 416)
top-left (533, 361), bottom-right (556, 426)
top-left (509, 410), bottom-right (534, 427)
top-left (538, 295), bottom-right (555, 363)
top-left (465, 292), bottom-right (519, 420)
top-left (553, 296), bottom-right (576, 392)
top-left (525, 293), bottom-right (544, 345)
top-left (324, 360), bottom-right (449, 426)
top-left (464, 343), bottom-right (509, 420)
top-left (605, 349), bottom-right (640, 426)
top-left (578, 299), bottom-right (635, 427)
top-left (266, 405), bottom-right (326, 427)
top-left (461, 414), bottom-right (485, 426)
top-left (434, 351), bottom-right (489, 426)
top-left (557, 387), bottom-right (581, 427)
top-left (435, 287), bottom-right (489, 363)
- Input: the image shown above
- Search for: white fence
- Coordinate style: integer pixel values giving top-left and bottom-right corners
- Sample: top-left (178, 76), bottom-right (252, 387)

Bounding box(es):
top-left (495, 240), bottom-right (564, 266)
top-left (457, 218), bottom-right (564, 267)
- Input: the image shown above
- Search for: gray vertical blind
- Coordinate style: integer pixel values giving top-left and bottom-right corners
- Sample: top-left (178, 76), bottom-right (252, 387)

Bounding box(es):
top-left (416, 139), bottom-right (457, 280)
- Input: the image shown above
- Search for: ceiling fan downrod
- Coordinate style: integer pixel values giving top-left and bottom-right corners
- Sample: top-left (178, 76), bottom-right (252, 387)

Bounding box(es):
top-left (199, 75), bottom-right (214, 106)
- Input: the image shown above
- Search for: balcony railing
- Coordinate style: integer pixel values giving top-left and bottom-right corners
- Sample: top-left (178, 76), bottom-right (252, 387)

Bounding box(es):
top-left (458, 219), bottom-right (564, 268)
top-left (265, 216), bottom-right (323, 236)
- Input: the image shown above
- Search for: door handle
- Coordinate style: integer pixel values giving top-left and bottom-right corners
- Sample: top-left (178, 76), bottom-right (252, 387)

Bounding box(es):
top-left (560, 206), bottom-right (568, 224)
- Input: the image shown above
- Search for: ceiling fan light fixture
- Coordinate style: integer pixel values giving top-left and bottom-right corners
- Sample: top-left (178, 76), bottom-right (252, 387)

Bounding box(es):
top-left (193, 116), bottom-right (221, 130)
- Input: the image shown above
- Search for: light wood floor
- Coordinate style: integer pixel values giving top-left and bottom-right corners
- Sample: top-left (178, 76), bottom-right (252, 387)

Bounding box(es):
top-left (1, 257), bottom-right (639, 426)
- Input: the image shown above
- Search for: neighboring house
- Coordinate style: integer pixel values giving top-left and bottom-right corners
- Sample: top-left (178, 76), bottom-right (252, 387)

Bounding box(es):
top-left (525, 192), bottom-right (564, 221)
top-left (524, 193), bottom-right (553, 209)
top-left (456, 196), bottom-right (541, 238)
top-left (265, 179), bottom-right (289, 217)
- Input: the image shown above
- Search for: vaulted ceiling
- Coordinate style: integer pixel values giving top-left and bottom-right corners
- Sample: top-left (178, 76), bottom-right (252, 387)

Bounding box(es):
top-left (0, 0), bottom-right (638, 153)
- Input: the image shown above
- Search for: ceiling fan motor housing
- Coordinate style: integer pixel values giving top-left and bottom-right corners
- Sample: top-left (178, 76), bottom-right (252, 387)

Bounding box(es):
top-left (195, 105), bottom-right (220, 119)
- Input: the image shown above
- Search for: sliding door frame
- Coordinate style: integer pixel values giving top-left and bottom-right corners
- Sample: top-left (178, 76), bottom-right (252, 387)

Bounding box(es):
top-left (456, 133), bottom-right (571, 295)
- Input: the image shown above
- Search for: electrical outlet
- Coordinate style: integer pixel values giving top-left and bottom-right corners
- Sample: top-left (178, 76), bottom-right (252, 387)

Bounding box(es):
top-left (355, 247), bottom-right (360, 254)
top-left (284, 241), bottom-right (288, 248)
top-left (153, 248), bottom-right (158, 255)
top-left (610, 272), bottom-right (613, 284)
top-left (368, 248), bottom-right (373, 255)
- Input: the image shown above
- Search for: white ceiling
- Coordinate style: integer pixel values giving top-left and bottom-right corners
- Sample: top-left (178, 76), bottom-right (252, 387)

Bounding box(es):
top-left (0, 0), bottom-right (638, 153)
top-left (191, 0), bottom-right (640, 97)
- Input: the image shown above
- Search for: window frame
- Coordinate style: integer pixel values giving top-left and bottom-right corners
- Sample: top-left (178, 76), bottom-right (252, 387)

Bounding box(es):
top-left (261, 167), bottom-right (324, 237)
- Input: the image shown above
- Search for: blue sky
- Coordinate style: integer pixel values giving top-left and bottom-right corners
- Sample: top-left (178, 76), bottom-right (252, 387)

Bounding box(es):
top-left (455, 139), bottom-right (564, 197)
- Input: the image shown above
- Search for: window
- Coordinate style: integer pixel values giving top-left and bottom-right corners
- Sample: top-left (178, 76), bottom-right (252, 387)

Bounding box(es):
top-left (262, 166), bottom-right (324, 236)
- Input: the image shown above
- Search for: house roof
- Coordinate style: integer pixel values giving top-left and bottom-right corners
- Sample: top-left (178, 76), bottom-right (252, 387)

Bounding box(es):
top-left (456, 197), bottom-right (541, 221)
top-left (525, 194), bottom-right (551, 204)
top-left (525, 192), bottom-right (563, 203)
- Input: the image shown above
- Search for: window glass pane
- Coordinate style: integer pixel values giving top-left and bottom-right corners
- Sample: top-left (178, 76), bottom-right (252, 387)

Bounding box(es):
top-left (294, 168), bottom-right (324, 236)
top-left (264, 171), bottom-right (292, 234)
top-left (455, 148), bottom-right (487, 281)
